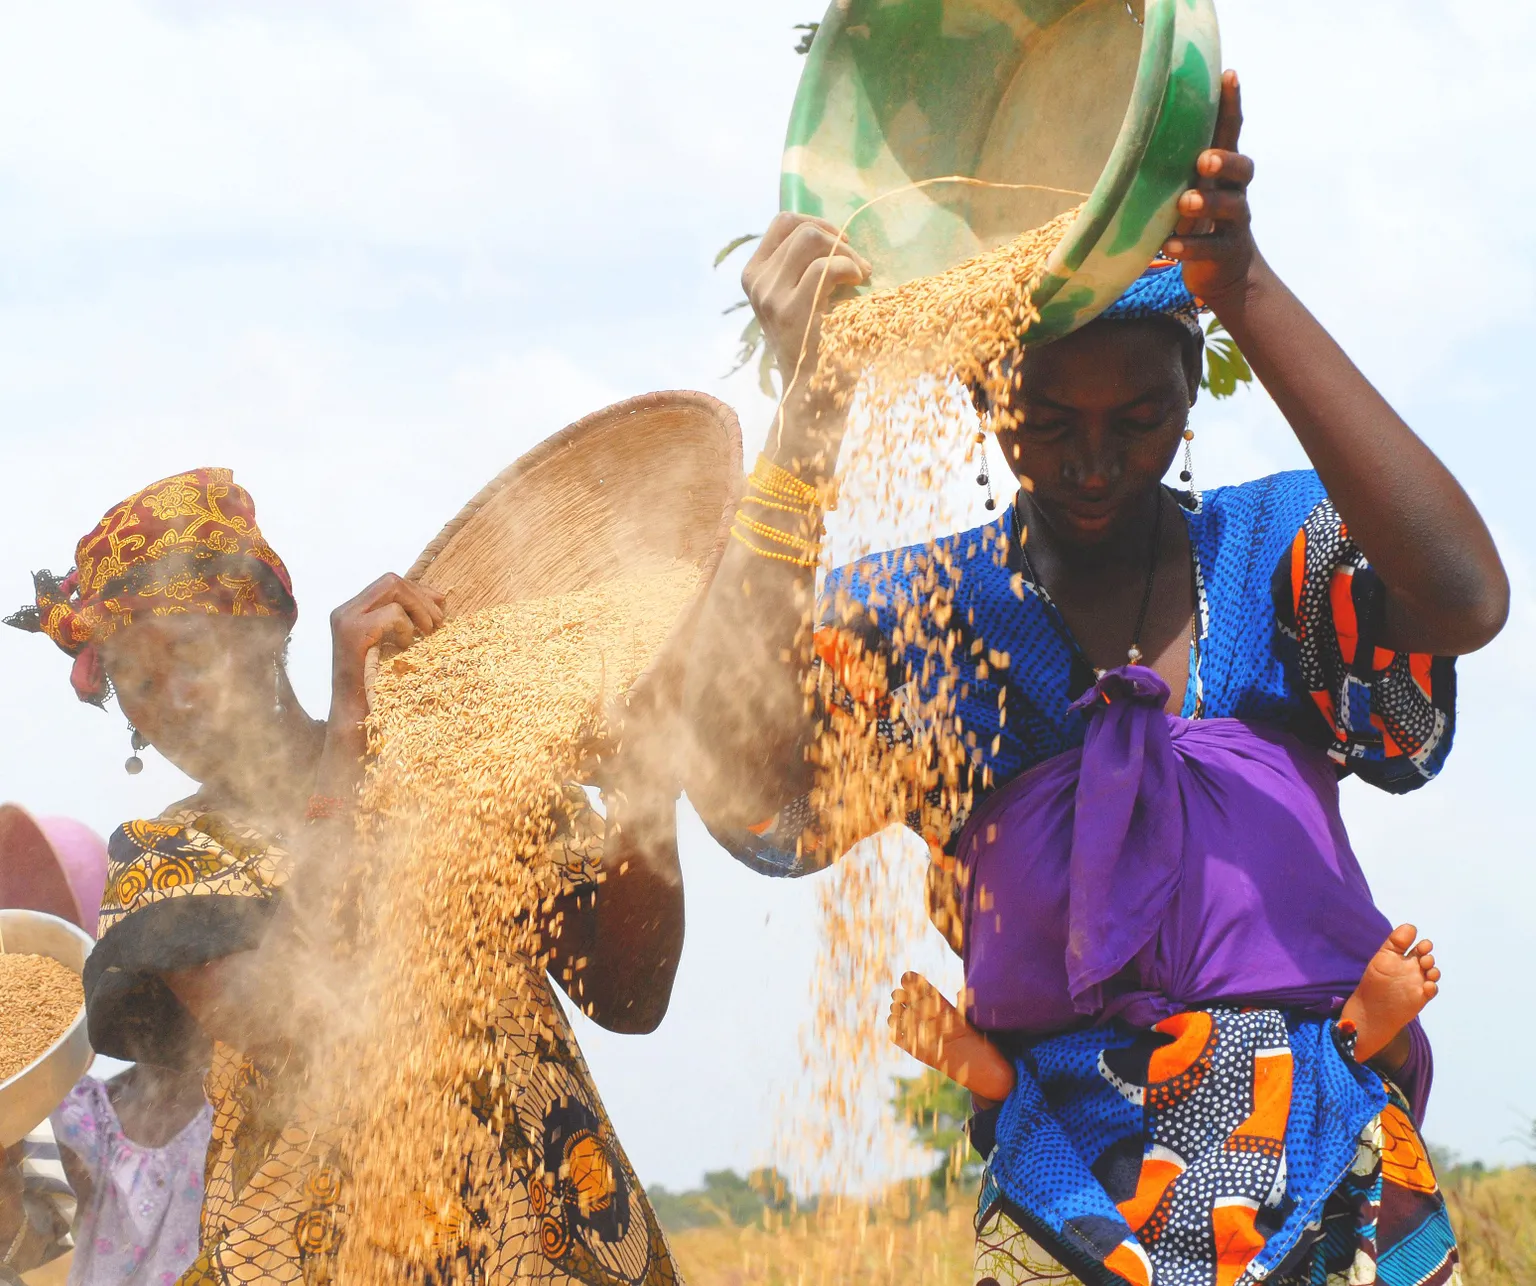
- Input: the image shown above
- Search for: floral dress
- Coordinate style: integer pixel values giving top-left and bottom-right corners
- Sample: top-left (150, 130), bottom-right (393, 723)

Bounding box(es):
top-left (50, 1077), bottom-right (211, 1286)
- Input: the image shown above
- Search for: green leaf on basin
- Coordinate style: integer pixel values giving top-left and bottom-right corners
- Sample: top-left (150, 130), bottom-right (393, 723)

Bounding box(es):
top-left (713, 234), bottom-right (761, 269)
top-left (1035, 282), bottom-right (1099, 334)
top-left (1105, 38), bottom-right (1215, 257)
top-left (1201, 318), bottom-right (1253, 399)
top-left (1017, 0), bottom-right (1087, 24)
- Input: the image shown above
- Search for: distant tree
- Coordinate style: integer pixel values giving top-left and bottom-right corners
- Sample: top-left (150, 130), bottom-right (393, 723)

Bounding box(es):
top-left (646, 1167), bottom-right (800, 1232)
top-left (892, 1068), bottom-right (984, 1195)
top-left (1429, 1143), bottom-right (1491, 1187)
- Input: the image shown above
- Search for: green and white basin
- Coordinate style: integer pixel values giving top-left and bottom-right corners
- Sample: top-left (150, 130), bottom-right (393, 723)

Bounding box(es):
top-left (782, 0), bottom-right (1221, 343)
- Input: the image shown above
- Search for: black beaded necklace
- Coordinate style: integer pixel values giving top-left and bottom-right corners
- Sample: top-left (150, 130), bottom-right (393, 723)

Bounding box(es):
top-left (1015, 491), bottom-right (1166, 676)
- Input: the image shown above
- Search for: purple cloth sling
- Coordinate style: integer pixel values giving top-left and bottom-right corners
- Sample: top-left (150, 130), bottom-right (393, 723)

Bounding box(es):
top-left (960, 665), bottom-right (1433, 1118)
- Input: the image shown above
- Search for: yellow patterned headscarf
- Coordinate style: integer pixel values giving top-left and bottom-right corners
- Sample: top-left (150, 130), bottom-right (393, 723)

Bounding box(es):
top-left (5, 467), bottom-right (296, 704)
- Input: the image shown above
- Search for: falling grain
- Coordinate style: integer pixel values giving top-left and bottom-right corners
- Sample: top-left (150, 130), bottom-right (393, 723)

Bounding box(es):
top-left (327, 563), bottom-right (699, 1283)
top-left (760, 211), bottom-right (1084, 1256)
top-left (814, 205), bottom-right (1083, 408)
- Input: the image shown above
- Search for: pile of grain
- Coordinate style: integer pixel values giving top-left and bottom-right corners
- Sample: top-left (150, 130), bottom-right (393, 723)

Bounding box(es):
top-left (0, 953), bottom-right (82, 1080)
top-left (332, 563), bottom-right (699, 1282)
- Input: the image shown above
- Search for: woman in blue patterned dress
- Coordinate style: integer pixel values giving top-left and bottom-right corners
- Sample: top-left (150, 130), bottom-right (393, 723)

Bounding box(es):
top-left (683, 74), bottom-right (1508, 1286)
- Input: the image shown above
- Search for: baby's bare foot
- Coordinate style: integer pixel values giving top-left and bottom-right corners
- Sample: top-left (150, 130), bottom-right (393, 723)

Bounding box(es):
top-left (1340, 924), bottom-right (1441, 1065)
top-left (888, 972), bottom-right (970, 1067)
top-left (888, 972), bottom-right (1016, 1103)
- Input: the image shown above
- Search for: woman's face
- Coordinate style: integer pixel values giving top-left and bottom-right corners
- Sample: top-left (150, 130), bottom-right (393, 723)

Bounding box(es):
top-left (995, 318), bottom-right (1200, 550)
top-left (100, 616), bottom-right (290, 787)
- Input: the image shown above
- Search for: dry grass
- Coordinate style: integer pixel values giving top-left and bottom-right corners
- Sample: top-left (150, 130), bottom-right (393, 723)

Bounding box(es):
top-left (668, 1170), bottom-right (1536, 1286)
top-left (1445, 1166), bottom-right (1536, 1285)
top-left (669, 1199), bottom-right (975, 1286)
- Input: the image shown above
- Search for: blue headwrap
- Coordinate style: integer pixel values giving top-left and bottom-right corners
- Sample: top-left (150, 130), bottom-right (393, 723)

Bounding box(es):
top-left (1098, 260), bottom-right (1205, 340)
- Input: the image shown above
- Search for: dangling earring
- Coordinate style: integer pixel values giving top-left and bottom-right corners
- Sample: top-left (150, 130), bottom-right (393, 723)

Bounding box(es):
top-left (273, 658), bottom-right (285, 716)
top-left (976, 431), bottom-right (997, 512)
top-left (1179, 427), bottom-right (1196, 488)
top-left (125, 726), bottom-right (148, 775)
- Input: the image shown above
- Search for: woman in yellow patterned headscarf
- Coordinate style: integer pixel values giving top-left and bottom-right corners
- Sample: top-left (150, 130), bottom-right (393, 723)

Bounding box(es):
top-left (9, 467), bottom-right (447, 1058)
top-left (9, 467), bottom-right (449, 1281)
top-left (10, 468), bottom-right (689, 1285)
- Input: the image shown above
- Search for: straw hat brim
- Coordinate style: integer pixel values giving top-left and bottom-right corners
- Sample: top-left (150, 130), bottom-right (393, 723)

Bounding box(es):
top-left (367, 389), bottom-right (743, 702)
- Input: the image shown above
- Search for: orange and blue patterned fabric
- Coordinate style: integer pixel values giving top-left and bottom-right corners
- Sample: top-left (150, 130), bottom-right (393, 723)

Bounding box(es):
top-left (718, 469), bottom-right (1462, 1286)
top-left (726, 469), bottom-right (1456, 877)
top-left (973, 1009), bottom-right (1460, 1286)
top-left (4, 467), bottom-right (295, 705)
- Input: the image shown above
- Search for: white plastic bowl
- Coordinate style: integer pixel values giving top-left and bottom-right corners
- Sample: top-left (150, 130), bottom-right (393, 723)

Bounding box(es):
top-left (0, 909), bottom-right (93, 1148)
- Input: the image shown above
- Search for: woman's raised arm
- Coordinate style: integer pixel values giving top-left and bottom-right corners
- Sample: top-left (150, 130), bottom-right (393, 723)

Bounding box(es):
top-left (1165, 72), bottom-right (1509, 656)
top-left (683, 213), bottom-right (870, 832)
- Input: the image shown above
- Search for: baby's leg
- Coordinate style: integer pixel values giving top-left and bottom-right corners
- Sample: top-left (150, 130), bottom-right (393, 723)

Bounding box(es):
top-left (1340, 924), bottom-right (1441, 1068)
top-left (888, 972), bottom-right (1016, 1105)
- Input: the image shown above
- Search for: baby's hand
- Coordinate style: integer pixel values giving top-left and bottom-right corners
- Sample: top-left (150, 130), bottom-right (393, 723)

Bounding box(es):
top-left (888, 971), bottom-right (968, 1067)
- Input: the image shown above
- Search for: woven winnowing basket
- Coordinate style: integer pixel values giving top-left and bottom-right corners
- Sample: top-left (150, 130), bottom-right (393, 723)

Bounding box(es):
top-left (410, 390), bottom-right (741, 612)
top-left (368, 390), bottom-right (743, 704)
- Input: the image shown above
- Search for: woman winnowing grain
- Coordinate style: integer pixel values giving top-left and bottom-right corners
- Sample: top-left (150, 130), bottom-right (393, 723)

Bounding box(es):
top-left (683, 73), bottom-right (1509, 1286)
top-left (7, 468), bottom-right (687, 1285)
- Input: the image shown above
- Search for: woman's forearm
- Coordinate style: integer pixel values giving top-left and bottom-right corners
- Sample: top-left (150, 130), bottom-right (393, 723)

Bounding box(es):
top-left (683, 544), bottom-right (814, 821)
top-left (1213, 258), bottom-right (1508, 654)
top-left (553, 833), bottom-right (683, 1035)
top-left (1161, 72), bottom-right (1505, 657)
top-left (686, 205), bottom-right (868, 828)
top-left (683, 400), bottom-right (846, 829)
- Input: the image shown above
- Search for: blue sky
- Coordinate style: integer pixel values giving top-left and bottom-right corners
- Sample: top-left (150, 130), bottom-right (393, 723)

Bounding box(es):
top-left (0, 0), bottom-right (1532, 1187)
